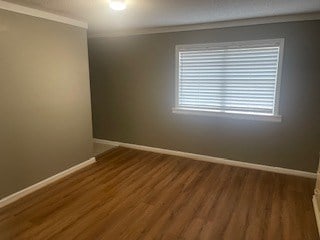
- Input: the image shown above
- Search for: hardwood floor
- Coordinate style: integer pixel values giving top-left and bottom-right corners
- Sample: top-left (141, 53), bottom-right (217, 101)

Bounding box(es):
top-left (0, 147), bottom-right (317, 240)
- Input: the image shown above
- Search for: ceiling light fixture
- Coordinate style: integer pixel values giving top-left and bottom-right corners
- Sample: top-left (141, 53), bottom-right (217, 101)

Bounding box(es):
top-left (109, 0), bottom-right (126, 11)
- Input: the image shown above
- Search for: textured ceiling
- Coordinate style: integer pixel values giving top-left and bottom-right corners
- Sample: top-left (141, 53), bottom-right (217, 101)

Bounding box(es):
top-left (4, 0), bottom-right (320, 33)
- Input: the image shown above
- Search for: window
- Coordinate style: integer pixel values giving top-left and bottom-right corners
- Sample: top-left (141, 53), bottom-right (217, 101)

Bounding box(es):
top-left (173, 39), bottom-right (284, 122)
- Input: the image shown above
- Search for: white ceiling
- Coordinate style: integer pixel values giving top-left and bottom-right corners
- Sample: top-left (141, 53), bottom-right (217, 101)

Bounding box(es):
top-left (4, 0), bottom-right (320, 33)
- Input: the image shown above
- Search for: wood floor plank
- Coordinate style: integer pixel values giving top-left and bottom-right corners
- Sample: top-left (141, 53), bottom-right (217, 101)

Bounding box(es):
top-left (0, 147), bottom-right (317, 240)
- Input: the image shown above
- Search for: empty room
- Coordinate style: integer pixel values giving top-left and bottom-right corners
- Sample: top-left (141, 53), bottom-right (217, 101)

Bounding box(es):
top-left (0, 0), bottom-right (320, 239)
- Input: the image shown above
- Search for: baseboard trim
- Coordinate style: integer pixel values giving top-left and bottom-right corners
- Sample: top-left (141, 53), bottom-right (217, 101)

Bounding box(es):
top-left (313, 195), bottom-right (320, 237)
top-left (93, 138), bottom-right (316, 179)
top-left (0, 157), bottom-right (96, 209)
top-left (0, 0), bottom-right (88, 29)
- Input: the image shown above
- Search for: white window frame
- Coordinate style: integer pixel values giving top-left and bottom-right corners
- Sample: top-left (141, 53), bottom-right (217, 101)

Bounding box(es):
top-left (173, 39), bottom-right (284, 122)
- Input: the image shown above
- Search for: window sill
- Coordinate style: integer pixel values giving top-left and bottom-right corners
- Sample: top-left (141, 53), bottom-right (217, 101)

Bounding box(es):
top-left (172, 108), bottom-right (282, 122)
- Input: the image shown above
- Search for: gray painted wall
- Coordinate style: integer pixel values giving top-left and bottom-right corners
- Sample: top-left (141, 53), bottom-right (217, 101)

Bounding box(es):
top-left (0, 10), bottom-right (93, 198)
top-left (89, 20), bottom-right (320, 172)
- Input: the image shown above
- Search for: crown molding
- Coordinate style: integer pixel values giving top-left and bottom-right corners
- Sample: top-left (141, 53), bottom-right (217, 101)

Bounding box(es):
top-left (0, 0), bottom-right (88, 29)
top-left (89, 12), bottom-right (320, 38)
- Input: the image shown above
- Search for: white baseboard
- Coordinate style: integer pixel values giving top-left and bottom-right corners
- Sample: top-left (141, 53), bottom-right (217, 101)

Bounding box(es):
top-left (93, 138), bottom-right (316, 179)
top-left (313, 195), bottom-right (320, 238)
top-left (0, 157), bottom-right (96, 209)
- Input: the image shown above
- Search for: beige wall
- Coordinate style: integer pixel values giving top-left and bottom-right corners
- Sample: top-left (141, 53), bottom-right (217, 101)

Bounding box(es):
top-left (0, 10), bottom-right (93, 198)
top-left (89, 20), bottom-right (320, 172)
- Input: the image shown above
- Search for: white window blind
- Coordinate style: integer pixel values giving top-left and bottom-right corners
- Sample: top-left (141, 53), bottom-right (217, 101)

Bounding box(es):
top-left (174, 39), bottom-right (284, 121)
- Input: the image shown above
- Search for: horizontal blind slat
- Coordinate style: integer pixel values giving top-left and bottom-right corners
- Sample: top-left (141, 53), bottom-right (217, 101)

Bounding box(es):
top-left (177, 41), bottom-right (281, 115)
top-left (180, 46), bottom-right (279, 55)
